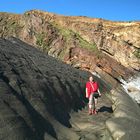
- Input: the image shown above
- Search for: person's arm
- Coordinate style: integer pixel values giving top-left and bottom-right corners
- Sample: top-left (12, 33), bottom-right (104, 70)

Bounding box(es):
top-left (97, 89), bottom-right (101, 96)
top-left (86, 88), bottom-right (89, 98)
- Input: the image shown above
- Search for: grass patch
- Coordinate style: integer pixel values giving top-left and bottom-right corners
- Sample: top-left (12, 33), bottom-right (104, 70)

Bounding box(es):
top-left (8, 22), bottom-right (22, 36)
top-left (133, 49), bottom-right (140, 59)
top-left (75, 32), bottom-right (97, 51)
top-left (51, 22), bottom-right (97, 50)
top-left (36, 32), bottom-right (49, 52)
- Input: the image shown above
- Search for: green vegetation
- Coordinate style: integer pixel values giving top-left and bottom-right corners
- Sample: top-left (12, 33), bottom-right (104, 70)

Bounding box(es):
top-left (36, 32), bottom-right (49, 52)
top-left (36, 32), bottom-right (45, 46)
top-left (75, 32), bottom-right (97, 51)
top-left (50, 22), bottom-right (103, 59)
top-left (58, 45), bottom-right (70, 60)
top-left (8, 22), bottom-right (22, 36)
top-left (51, 22), bottom-right (97, 50)
top-left (133, 49), bottom-right (140, 59)
top-left (58, 28), bottom-right (72, 41)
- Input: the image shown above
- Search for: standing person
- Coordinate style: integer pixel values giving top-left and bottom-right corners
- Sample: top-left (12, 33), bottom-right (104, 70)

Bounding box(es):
top-left (86, 76), bottom-right (101, 115)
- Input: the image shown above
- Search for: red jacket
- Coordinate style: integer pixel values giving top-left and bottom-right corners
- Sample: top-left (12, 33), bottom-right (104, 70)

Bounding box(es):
top-left (86, 81), bottom-right (98, 98)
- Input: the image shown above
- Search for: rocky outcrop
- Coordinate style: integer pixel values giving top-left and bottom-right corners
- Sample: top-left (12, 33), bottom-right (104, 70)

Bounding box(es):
top-left (21, 10), bottom-right (140, 71)
top-left (0, 10), bottom-right (139, 84)
top-left (65, 46), bottom-right (133, 86)
top-left (106, 88), bottom-right (140, 140)
top-left (0, 37), bottom-right (94, 140)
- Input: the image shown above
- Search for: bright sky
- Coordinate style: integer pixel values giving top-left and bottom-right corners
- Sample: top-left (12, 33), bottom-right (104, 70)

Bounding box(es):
top-left (0, 0), bottom-right (140, 21)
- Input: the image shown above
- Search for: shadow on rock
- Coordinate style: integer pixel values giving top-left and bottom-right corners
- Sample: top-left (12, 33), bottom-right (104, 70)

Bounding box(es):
top-left (98, 106), bottom-right (113, 113)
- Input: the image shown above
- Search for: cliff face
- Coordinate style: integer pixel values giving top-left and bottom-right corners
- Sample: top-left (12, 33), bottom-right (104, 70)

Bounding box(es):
top-left (0, 10), bottom-right (139, 83)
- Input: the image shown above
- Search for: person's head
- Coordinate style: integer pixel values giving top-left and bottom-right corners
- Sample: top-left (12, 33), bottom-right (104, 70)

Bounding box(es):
top-left (89, 76), bottom-right (93, 82)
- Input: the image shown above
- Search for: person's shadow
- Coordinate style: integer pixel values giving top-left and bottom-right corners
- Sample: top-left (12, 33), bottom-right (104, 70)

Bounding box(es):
top-left (98, 106), bottom-right (113, 113)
